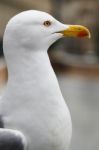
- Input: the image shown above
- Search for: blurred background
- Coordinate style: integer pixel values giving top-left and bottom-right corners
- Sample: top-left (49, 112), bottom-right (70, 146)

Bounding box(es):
top-left (0, 0), bottom-right (99, 150)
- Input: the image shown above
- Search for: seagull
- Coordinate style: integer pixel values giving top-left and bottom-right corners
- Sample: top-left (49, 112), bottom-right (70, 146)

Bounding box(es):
top-left (0, 10), bottom-right (90, 150)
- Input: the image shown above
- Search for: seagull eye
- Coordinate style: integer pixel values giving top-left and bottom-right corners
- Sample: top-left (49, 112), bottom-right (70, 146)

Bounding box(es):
top-left (43, 21), bottom-right (52, 27)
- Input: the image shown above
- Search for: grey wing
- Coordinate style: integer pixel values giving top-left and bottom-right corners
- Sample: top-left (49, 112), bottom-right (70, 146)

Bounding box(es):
top-left (0, 129), bottom-right (26, 150)
top-left (0, 115), bottom-right (4, 128)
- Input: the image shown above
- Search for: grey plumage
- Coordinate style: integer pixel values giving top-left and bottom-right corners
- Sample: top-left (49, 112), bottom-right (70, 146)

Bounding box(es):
top-left (0, 129), bottom-right (25, 150)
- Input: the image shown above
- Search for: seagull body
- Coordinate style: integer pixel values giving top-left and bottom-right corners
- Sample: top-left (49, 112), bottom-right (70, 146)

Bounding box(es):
top-left (0, 10), bottom-right (90, 150)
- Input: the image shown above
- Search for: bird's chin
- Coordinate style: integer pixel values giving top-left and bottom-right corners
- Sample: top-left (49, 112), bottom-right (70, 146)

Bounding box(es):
top-left (53, 33), bottom-right (63, 39)
top-left (42, 33), bottom-right (63, 49)
top-left (48, 33), bottom-right (63, 45)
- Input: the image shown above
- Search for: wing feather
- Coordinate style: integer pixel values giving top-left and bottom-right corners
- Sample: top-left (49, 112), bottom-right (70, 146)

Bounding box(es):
top-left (0, 129), bottom-right (26, 150)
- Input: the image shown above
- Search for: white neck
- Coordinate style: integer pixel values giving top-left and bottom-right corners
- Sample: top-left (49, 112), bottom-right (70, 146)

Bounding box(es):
top-left (4, 46), bottom-right (61, 100)
top-left (3, 31), bottom-right (53, 84)
top-left (6, 49), bottom-right (52, 84)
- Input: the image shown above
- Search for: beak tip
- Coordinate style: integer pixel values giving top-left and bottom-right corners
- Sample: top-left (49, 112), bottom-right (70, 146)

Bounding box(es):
top-left (85, 31), bottom-right (91, 39)
top-left (86, 28), bottom-right (91, 39)
top-left (88, 33), bottom-right (91, 39)
top-left (82, 32), bottom-right (91, 39)
top-left (77, 26), bottom-right (91, 39)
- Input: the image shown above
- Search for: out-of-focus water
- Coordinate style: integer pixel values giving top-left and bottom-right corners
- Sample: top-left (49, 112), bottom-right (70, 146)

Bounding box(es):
top-left (58, 74), bottom-right (99, 150)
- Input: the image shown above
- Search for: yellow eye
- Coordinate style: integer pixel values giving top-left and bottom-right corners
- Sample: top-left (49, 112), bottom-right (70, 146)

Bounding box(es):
top-left (43, 21), bottom-right (52, 27)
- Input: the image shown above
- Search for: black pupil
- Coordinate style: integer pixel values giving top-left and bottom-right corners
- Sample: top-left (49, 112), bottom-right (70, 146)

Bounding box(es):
top-left (44, 21), bottom-right (51, 26)
top-left (47, 22), bottom-right (49, 25)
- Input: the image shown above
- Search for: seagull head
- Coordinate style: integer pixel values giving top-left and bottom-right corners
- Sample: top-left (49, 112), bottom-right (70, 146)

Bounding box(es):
top-left (4, 10), bottom-right (91, 51)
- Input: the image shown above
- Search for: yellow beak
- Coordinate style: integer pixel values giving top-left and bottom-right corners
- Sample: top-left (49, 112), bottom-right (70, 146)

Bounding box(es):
top-left (58, 25), bottom-right (91, 38)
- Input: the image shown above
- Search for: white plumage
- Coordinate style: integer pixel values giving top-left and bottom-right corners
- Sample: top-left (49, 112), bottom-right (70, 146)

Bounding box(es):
top-left (0, 10), bottom-right (90, 150)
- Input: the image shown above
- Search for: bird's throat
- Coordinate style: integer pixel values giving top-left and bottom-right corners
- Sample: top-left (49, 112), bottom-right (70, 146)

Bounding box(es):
top-left (6, 50), bottom-right (55, 90)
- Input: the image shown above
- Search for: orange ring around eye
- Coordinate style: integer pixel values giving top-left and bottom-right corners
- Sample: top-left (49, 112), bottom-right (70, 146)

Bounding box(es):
top-left (43, 21), bottom-right (51, 27)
